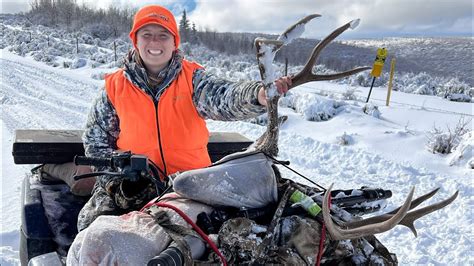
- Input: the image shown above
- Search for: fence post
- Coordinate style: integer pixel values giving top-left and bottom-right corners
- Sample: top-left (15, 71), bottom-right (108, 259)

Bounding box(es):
top-left (114, 40), bottom-right (117, 64)
top-left (386, 58), bottom-right (396, 106)
top-left (76, 36), bottom-right (79, 54)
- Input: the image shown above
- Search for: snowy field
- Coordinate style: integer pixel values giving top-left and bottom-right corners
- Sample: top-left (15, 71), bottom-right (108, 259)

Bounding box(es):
top-left (1, 46), bottom-right (472, 265)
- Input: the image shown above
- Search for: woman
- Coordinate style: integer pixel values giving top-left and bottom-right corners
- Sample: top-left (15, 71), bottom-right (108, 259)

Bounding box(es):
top-left (78, 4), bottom-right (291, 231)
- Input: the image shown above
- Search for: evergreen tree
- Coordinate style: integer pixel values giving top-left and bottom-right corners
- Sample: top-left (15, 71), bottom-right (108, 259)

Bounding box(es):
top-left (179, 10), bottom-right (190, 43)
top-left (190, 22), bottom-right (199, 44)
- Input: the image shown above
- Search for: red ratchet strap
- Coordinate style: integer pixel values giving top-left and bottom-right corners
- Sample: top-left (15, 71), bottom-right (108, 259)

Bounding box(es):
top-left (141, 197), bottom-right (159, 211)
top-left (316, 193), bottom-right (330, 266)
top-left (146, 202), bottom-right (228, 266)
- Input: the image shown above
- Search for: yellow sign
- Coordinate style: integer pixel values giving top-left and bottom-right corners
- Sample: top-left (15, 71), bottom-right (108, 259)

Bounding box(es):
top-left (371, 48), bottom-right (387, 77)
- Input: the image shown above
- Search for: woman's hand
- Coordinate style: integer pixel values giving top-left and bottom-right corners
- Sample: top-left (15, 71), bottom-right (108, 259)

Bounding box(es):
top-left (258, 76), bottom-right (293, 106)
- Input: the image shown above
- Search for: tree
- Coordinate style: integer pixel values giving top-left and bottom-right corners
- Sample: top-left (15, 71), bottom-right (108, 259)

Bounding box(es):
top-left (106, 6), bottom-right (121, 37)
top-left (189, 22), bottom-right (199, 44)
top-left (57, 0), bottom-right (76, 31)
top-left (179, 10), bottom-right (190, 43)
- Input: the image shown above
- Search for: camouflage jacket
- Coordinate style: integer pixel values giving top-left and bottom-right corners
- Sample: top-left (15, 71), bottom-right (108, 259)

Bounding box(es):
top-left (78, 50), bottom-right (265, 230)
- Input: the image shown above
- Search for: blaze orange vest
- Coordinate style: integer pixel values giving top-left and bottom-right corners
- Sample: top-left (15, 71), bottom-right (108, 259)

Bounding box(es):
top-left (105, 61), bottom-right (211, 176)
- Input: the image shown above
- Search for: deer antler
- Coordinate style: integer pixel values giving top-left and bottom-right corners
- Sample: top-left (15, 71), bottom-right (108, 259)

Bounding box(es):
top-left (252, 15), bottom-right (370, 156)
top-left (323, 184), bottom-right (415, 240)
top-left (342, 188), bottom-right (440, 229)
top-left (322, 184), bottom-right (459, 240)
top-left (344, 188), bottom-right (459, 237)
top-left (252, 14), bottom-right (320, 156)
top-left (289, 19), bottom-right (371, 89)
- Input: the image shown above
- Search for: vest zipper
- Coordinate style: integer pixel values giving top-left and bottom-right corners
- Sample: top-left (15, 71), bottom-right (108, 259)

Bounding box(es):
top-left (153, 100), bottom-right (168, 178)
top-left (152, 76), bottom-right (176, 178)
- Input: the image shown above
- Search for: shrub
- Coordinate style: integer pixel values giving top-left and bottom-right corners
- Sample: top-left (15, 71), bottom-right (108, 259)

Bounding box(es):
top-left (437, 78), bottom-right (472, 101)
top-left (362, 103), bottom-right (381, 118)
top-left (85, 23), bottom-right (113, 40)
top-left (280, 91), bottom-right (346, 122)
top-left (337, 132), bottom-right (354, 146)
top-left (448, 131), bottom-right (473, 168)
top-left (341, 88), bottom-right (358, 101)
top-left (426, 118), bottom-right (471, 154)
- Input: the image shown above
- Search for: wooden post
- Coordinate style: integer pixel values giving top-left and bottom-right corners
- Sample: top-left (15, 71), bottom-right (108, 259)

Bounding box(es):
top-left (114, 40), bottom-right (117, 64)
top-left (76, 36), bottom-right (79, 54)
top-left (386, 58), bottom-right (396, 106)
top-left (47, 35), bottom-right (50, 46)
top-left (284, 57), bottom-right (289, 97)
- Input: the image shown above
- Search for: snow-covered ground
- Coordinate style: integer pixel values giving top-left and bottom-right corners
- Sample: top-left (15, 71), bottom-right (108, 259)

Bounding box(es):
top-left (1, 42), bottom-right (473, 265)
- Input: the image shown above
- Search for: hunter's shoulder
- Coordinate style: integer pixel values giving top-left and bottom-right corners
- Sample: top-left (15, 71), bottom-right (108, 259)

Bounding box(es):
top-left (182, 59), bottom-right (204, 71)
top-left (104, 69), bottom-right (125, 82)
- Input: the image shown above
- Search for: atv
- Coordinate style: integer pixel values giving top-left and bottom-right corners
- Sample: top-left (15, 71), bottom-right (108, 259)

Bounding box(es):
top-left (13, 129), bottom-right (254, 265)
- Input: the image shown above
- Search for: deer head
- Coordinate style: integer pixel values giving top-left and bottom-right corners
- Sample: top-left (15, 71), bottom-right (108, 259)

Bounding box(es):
top-left (251, 15), bottom-right (371, 156)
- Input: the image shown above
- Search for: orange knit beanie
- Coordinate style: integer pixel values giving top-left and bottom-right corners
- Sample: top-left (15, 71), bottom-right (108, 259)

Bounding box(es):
top-left (129, 5), bottom-right (180, 49)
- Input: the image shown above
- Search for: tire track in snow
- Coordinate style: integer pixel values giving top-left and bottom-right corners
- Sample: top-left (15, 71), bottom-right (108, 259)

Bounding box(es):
top-left (1, 58), bottom-right (99, 132)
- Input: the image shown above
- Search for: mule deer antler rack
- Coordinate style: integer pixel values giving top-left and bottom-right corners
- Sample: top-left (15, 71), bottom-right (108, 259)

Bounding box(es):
top-left (252, 14), bottom-right (371, 156)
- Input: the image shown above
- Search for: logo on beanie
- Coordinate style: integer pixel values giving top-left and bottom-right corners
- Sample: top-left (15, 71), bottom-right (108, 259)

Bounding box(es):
top-left (149, 13), bottom-right (169, 22)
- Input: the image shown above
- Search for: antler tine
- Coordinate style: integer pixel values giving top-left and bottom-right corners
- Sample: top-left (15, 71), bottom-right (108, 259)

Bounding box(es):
top-left (344, 187), bottom-right (441, 229)
top-left (323, 184), bottom-right (415, 240)
top-left (388, 187), bottom-right (440, 215)
top-left (255, 38), bottom-right (284, 55)
top-left (255, 38), bottom-right (284, 86)
top-left (312, 66), bottom-right (372, 81)
top-left (290, 19), bottom-right (369, 89)
top-left (345, 189), bottom-right (458, 237)
top-left (278, 14), bottom-right (321, 44)
top-left (389, 190), bottom-right (458, 237)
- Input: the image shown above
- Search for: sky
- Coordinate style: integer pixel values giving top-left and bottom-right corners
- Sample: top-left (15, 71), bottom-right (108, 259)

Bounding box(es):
top-left (0, 0), bottom-right (472, 38)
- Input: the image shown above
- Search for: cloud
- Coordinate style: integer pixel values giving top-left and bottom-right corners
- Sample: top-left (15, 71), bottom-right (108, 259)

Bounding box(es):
top-left (1, 1), bottom-right (29, 14)
top-left (79, 0), bottom-right (194, 14)
top-left (188, 0), bottom-right (473, 38)
top-left (3, 0), bottom-right (470, 37)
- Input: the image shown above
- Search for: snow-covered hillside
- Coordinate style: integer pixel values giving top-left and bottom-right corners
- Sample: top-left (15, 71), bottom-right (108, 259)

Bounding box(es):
top-left (342, 37), bottom-right (474, 86)
top-left (1, 16), bottom-right (473, 266)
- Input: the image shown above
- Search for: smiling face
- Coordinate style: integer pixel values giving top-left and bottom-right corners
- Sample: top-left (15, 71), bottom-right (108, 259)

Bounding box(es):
top-left (136, 24), bottom-right (175, 75)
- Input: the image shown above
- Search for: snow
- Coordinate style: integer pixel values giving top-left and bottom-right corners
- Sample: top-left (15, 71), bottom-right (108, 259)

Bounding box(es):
top-left (349, 19), bottom-right (360, 30)
top-left (1, 27), bottom-right (473, 266)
